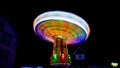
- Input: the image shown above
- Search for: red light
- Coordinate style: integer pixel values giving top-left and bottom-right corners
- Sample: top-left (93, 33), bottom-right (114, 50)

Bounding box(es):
top-left (61, 54), bottom-right (66, 62)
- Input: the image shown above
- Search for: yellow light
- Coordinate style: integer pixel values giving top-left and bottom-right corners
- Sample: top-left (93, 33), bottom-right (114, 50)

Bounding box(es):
top-left (111, 62), bottom-right (118, 67)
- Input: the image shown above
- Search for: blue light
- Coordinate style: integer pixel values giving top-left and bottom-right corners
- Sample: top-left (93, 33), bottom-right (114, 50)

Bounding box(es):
top-left (20, 66), bottom-right (43, 68)
top-left (37, 66), bottom-right (43, 68)
top-left (20, 67), bottom-right (33, 68)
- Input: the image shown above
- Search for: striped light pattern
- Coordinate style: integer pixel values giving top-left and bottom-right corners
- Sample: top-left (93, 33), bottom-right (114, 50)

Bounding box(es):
top-left (33, 11), bottom-right (90, 45)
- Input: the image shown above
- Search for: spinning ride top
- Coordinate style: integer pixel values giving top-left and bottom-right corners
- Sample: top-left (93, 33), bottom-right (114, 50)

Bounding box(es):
top-left (33, 11), bottom-right (90, 66)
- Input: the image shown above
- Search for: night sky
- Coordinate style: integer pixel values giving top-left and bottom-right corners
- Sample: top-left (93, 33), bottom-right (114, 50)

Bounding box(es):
top-left (0, 0), bottom-right (119, 67)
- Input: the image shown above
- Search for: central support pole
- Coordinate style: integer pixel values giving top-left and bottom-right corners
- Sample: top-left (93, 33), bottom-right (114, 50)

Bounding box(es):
top-left (50, 36), bottom-right (71, 67)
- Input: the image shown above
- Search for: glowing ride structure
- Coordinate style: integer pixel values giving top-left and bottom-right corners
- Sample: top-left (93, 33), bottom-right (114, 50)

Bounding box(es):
top-left (33, 11), bottom-right (90, 66)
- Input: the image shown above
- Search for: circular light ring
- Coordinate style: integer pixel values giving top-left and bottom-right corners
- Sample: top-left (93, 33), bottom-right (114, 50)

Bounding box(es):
top-left (34, 11), bottom-right (90, 37)
top-left (33, 11), bottom-right (90, 44)
top-left (34, 11), bottom-right (89, 32)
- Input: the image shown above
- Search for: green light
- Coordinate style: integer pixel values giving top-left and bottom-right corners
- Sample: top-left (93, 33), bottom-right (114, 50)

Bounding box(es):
top-left (54, 54), bottom-right (57, 59)
top-left (52, 54), bottom-right (59, 63)
top-left (69, 22), bottom-right (73, 25)
top-left (68, 54), bottom-right (71, 63)
top-left (60, 20), bottom-right (63, 24)
top-left (68, 55), bottom-right (71, 59)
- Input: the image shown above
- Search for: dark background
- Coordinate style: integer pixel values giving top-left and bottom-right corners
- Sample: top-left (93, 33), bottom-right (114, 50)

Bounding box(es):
top-left (0, 0), bottom-right (119, 67)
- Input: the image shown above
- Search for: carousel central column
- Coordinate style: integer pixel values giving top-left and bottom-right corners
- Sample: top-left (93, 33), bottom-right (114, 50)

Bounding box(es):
top-left (50, 36), bottom-right (71, 67)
